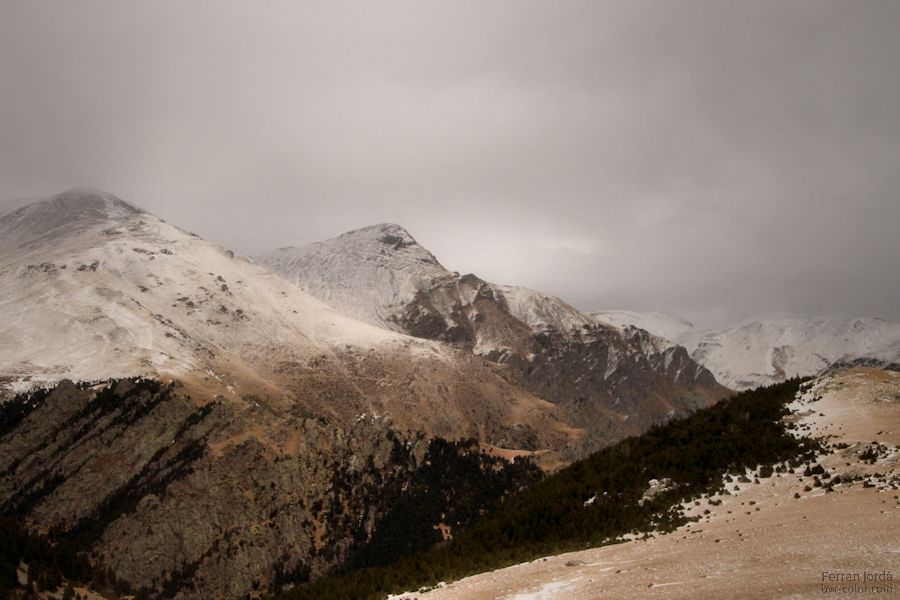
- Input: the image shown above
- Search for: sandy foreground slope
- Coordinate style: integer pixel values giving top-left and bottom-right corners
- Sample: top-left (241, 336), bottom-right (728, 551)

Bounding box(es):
top-left (393, 367), bottom-right (900, 600)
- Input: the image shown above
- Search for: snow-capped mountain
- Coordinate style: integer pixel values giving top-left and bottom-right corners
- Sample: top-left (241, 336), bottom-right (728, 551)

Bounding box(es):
top-left (253, 223), bottom-right (596, 351)
top-left (1, 189), bottom-right (598, 600)
top-left (591, 310), bottom-right (698, 345)
top-left (593, 310), bottom-right (900, 390)
top-left (0, 189), bottom-right (404, 392)
top-left (254, 224), bottom-right (729, 458)
top-left (0, 189), bottom-right (575, 449)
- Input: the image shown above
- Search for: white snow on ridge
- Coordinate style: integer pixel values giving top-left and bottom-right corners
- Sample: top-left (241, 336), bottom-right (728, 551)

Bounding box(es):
top-left (253, 223), bottom-right (450, 332)
top-left (592, 310), bottom-right (701, 344)
top-left (255, 224), bottom-right (602, 336)
top-left (0, 193), bottom-right (452, 396)
top-left (593, 310), bottom-right (900, 390)
top-left (254, 225), bottom-right (707, 392)
top-left (498, 285), bottom-right (596, 332)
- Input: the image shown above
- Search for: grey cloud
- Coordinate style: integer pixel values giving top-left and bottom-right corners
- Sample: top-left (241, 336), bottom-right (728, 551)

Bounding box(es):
top-left (1, 1), bottom-right (899, 329)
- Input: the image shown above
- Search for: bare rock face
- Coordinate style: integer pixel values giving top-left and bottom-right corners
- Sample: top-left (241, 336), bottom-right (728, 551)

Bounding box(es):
top-left (255, 225), bottom-right (730, 458)
top-left (0, 378), bottom-right (537, 600)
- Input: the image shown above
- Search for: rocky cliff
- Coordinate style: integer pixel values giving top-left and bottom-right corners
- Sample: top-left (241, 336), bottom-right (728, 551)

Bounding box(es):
top-left (0, 378), bottom-right (540, 599)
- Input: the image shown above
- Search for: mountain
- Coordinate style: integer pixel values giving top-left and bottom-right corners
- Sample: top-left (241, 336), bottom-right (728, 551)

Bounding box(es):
top-left (254, 224), bottom-right (730, 459)
top-left (317, 366), bottom-right (900, 600)
top-left (0, 190), bottom-right (586, 599)
top-left (0, 189), bottom-right (574, 449)
top-left (1, 376), bottom-right (553, 600)
top-left (0, 191), bottom-right (723, 600)
top-left (593, 310), bottom-right (900, 390)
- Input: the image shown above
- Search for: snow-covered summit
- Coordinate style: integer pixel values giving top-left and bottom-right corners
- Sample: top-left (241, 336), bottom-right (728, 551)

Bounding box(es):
top-left (255, 225), bottom-right (729, 456)
top-left (0, 187), bottom-right (143, 229)
top-left (0, 197), bottom-right (425, 387)
top-left (0, 191), bottom-right (413, 391)
top-left (0, 188), bottom-right (144, 261)
top-left (254, 223), bottom-right (449, 330)
top-left (255, 224), bottom-right (601, 338)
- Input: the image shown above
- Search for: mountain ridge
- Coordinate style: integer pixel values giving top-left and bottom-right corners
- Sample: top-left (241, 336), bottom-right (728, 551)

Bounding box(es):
top-left (0, 190), bottom-right (573, 451)
top-left (593, 310), bottom-right (900, 390)
top-left (253, 224), bottom-right (729, 459)
top-left (0, 190), bottom-right (588, 599)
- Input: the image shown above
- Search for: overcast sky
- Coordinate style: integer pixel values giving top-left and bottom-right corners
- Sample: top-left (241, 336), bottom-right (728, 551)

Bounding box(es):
top-left (1, 1), bottom-right (898, 330)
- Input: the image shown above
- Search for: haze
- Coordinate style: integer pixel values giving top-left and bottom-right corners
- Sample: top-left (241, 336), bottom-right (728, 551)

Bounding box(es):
top-left (1, 1), bottom-right (898, 330)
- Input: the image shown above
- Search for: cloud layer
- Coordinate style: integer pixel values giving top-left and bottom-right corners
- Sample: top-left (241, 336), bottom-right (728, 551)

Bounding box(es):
top-left (2, 1), bottom-right (898, 329)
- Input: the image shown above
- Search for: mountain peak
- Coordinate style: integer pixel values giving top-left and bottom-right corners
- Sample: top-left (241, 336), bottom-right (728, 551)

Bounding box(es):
top-left (0, 188), bottom-right (146, 257)
top-left (1, 187), bottom-right (144, 226)
top-left (335, 223), bottom-right (418, 250)
top-left (48, 187), bottom-right (144, 217)
top-left (257, 223), bottom-right (444, 273)
top-left (253, 223), bottom-right (450, 330)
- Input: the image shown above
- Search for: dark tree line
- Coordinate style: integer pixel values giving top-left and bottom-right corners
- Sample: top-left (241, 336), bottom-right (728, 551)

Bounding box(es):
top-left (338, 437), bottom-right (543, 573)
top-left (0, 516), bottom-right (91, 598)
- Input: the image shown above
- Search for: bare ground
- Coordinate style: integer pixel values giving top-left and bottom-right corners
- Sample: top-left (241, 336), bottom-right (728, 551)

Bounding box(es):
top-left (393, 367), bottom-right (900, 600)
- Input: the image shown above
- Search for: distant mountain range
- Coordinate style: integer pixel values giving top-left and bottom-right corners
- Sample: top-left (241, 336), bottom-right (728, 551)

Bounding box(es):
top-left (593, 310), bottom-right (900, 390)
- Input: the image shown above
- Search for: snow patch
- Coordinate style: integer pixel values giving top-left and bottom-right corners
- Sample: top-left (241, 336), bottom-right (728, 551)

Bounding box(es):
top-left (510, 577), bottom-right (583, 600)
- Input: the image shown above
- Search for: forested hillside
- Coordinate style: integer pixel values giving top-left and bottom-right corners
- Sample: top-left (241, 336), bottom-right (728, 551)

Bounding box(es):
top-left (270, 378), bottom-right (817, 600)
top-left (0, 378), bottom-right (544, 600)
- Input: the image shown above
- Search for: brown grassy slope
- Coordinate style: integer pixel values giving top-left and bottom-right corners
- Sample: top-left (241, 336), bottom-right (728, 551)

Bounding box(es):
top-left (399, 367), bottom-right (900, 600)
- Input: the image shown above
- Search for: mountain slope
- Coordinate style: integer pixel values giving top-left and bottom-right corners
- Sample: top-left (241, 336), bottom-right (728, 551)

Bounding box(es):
top-left (0, 190), bottom-right (588, 600)
top-left (254, 224), bottom-right (730, 458)
top-left (593, 310), bottom-right (900, 390)
top-left (0, 377), bottom-right (548, 600)
top-left (0, 189), bottom-right (574, 449)
top-left (378, 367), bottom-right (900, 600)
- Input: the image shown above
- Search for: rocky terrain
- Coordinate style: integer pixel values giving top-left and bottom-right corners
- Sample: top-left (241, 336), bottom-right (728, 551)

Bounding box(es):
top-left (386, 367), bottom-right (900, 599)
top-left (0, 377), bottom-right (545, 600)
top-left (3, 192), bottom-right (896, 600)
top-left (255, 224), bottom-right (729, 458)
top-left (594, 310), bottom-right (900, 391)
